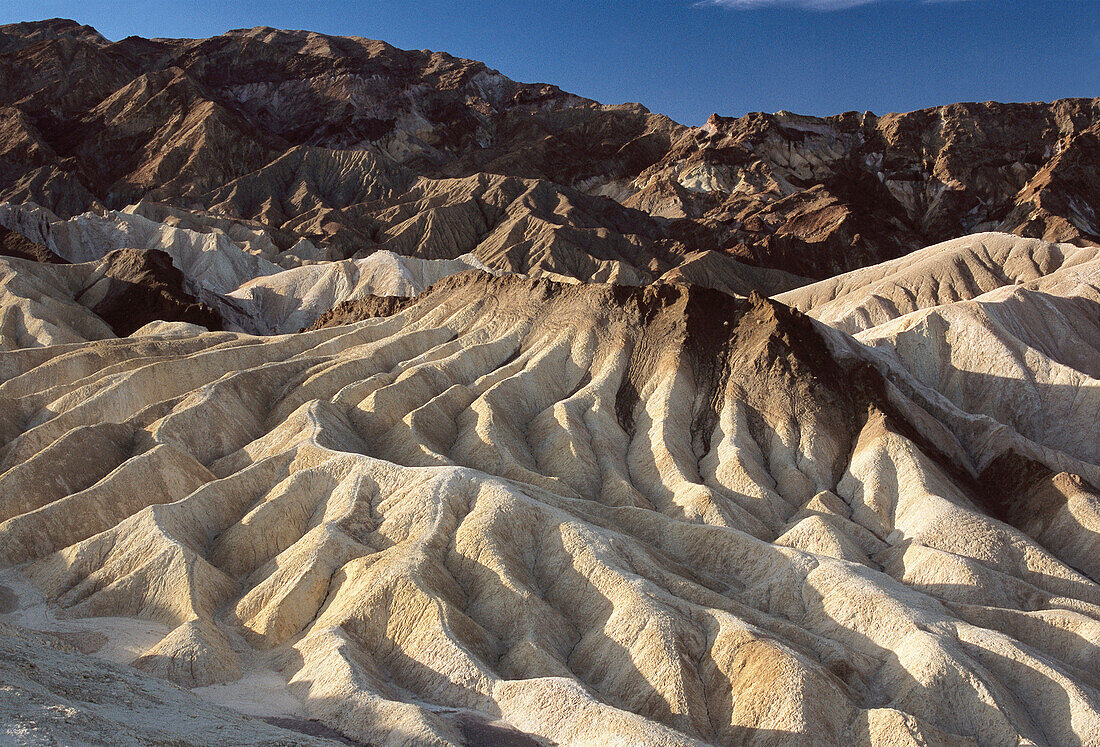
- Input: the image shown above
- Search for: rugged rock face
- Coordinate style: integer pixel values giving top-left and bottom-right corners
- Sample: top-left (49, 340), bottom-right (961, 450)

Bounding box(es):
top-left (0, 19), bottom-right (689, 283)
top-left (0, 225), bottom-right (65, 263)
top-left (0, 19), bottom-right (1094, 284)
top-left (85, 248), bottom-right (223, 335)
top-left (306, 294), bottom-right (415, 330)
top-left (644, 102), bottom-right (1100, 278)
top-left (0, 246), bottom-right (222, 346)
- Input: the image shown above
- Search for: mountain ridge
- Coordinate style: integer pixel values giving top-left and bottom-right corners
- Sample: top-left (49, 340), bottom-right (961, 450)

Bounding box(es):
top-left (0, 18), bottom-right (1095, 285)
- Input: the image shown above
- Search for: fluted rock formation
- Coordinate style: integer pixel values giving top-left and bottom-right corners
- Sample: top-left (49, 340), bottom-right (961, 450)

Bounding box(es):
top-left (0, 16), bottom-right (1099, 747)
top-left (1, 266), bottom-right (1098, 745)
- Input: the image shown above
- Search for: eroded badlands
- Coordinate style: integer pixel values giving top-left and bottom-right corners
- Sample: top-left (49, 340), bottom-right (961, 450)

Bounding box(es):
top-left (0, 17), bottom-right (1098, 747)
top-left (1, 251), bottom-right (1098, 745)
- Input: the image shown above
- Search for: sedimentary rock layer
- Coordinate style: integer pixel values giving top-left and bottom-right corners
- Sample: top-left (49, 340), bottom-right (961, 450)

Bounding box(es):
top-left (0, 16), bottom-right (1098, 747)
top-left (1, 269), bottom-right (1097, 745)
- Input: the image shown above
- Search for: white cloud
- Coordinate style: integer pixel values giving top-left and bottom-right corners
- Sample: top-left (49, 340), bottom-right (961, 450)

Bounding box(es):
top-left (699, 0), bottom-right (969, 10)
top-left (700, 0), bottom-right (874, 7)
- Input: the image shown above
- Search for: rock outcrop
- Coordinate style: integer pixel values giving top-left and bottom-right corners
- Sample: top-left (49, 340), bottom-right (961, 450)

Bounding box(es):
top-left (0, 19), bottom-right (1094, 285)
top-left (224, 250), bottom-right (496, 334)
top-left (0, 246), bottom-right (222, 348)
top-left (80, 248), bottom-right (223, 336)
top-left (2, 267), bottom-right (1098, 745)
top-left (0, 225), bottom-right (65, 264)
top-left (643, 103), bottom-right (1100, 278)
top-left (0, 202), bottom-right (513, 340)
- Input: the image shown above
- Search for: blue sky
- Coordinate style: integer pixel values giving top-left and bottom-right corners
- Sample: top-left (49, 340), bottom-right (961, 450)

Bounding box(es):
top-left (3, 0), bottom-right (1097, 125)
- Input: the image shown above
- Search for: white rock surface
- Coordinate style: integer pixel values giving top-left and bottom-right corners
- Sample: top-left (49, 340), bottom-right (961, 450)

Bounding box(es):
top-left (225, 250), bottom-right (497, 333)
top-left (777, 232), bottom-right (1099, 334)
top-left (0, 201), bottom-right (506, 341)
top-left (0, 270), bottom-right (1097, 745)
top-left (0, 255), bottom-right (115, 349)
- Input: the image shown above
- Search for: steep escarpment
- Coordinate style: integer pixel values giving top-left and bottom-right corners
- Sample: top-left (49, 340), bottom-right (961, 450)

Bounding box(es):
top-left (642, 101), bottom-right (1100, 278)
top-left (2, 271), bottom-right (1098, 745)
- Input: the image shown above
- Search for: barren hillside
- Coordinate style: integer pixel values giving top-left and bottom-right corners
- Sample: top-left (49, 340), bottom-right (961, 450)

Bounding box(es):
top-left (0, 17), bottom-right (1098, 747)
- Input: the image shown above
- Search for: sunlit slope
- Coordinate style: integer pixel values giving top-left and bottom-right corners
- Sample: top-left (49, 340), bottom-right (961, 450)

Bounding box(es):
top-left (1, 272), bottom-right (1097, 745)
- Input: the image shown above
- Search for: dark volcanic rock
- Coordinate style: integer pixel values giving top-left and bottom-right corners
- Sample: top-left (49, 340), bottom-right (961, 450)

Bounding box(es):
top-left (305, 294), bottom-right (414, 330)
top-left (80, 248), bottom-right (223, 336)
top-left (0, 225), bottom-right (67, 263)
top-left (640, 103), bottom-right (1100, 278)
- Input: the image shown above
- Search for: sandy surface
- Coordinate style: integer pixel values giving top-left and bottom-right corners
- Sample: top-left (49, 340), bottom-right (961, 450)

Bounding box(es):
top-left (0, 567), bottom-right (311, 727)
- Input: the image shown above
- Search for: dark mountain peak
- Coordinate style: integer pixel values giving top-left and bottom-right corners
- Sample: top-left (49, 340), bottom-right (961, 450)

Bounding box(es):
top-left (0, 20), bottom-right (1095, 284)
top-left (0, 18), bottom-right (108, 51)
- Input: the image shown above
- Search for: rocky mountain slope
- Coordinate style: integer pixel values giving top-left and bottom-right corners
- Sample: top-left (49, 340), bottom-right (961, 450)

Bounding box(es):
top-left (639, 102), bottom-right (1100, 278)
top-left (0, 18), bottom-right (1095, 285)
top-left (0, 15), bottom-right (1099, 747)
